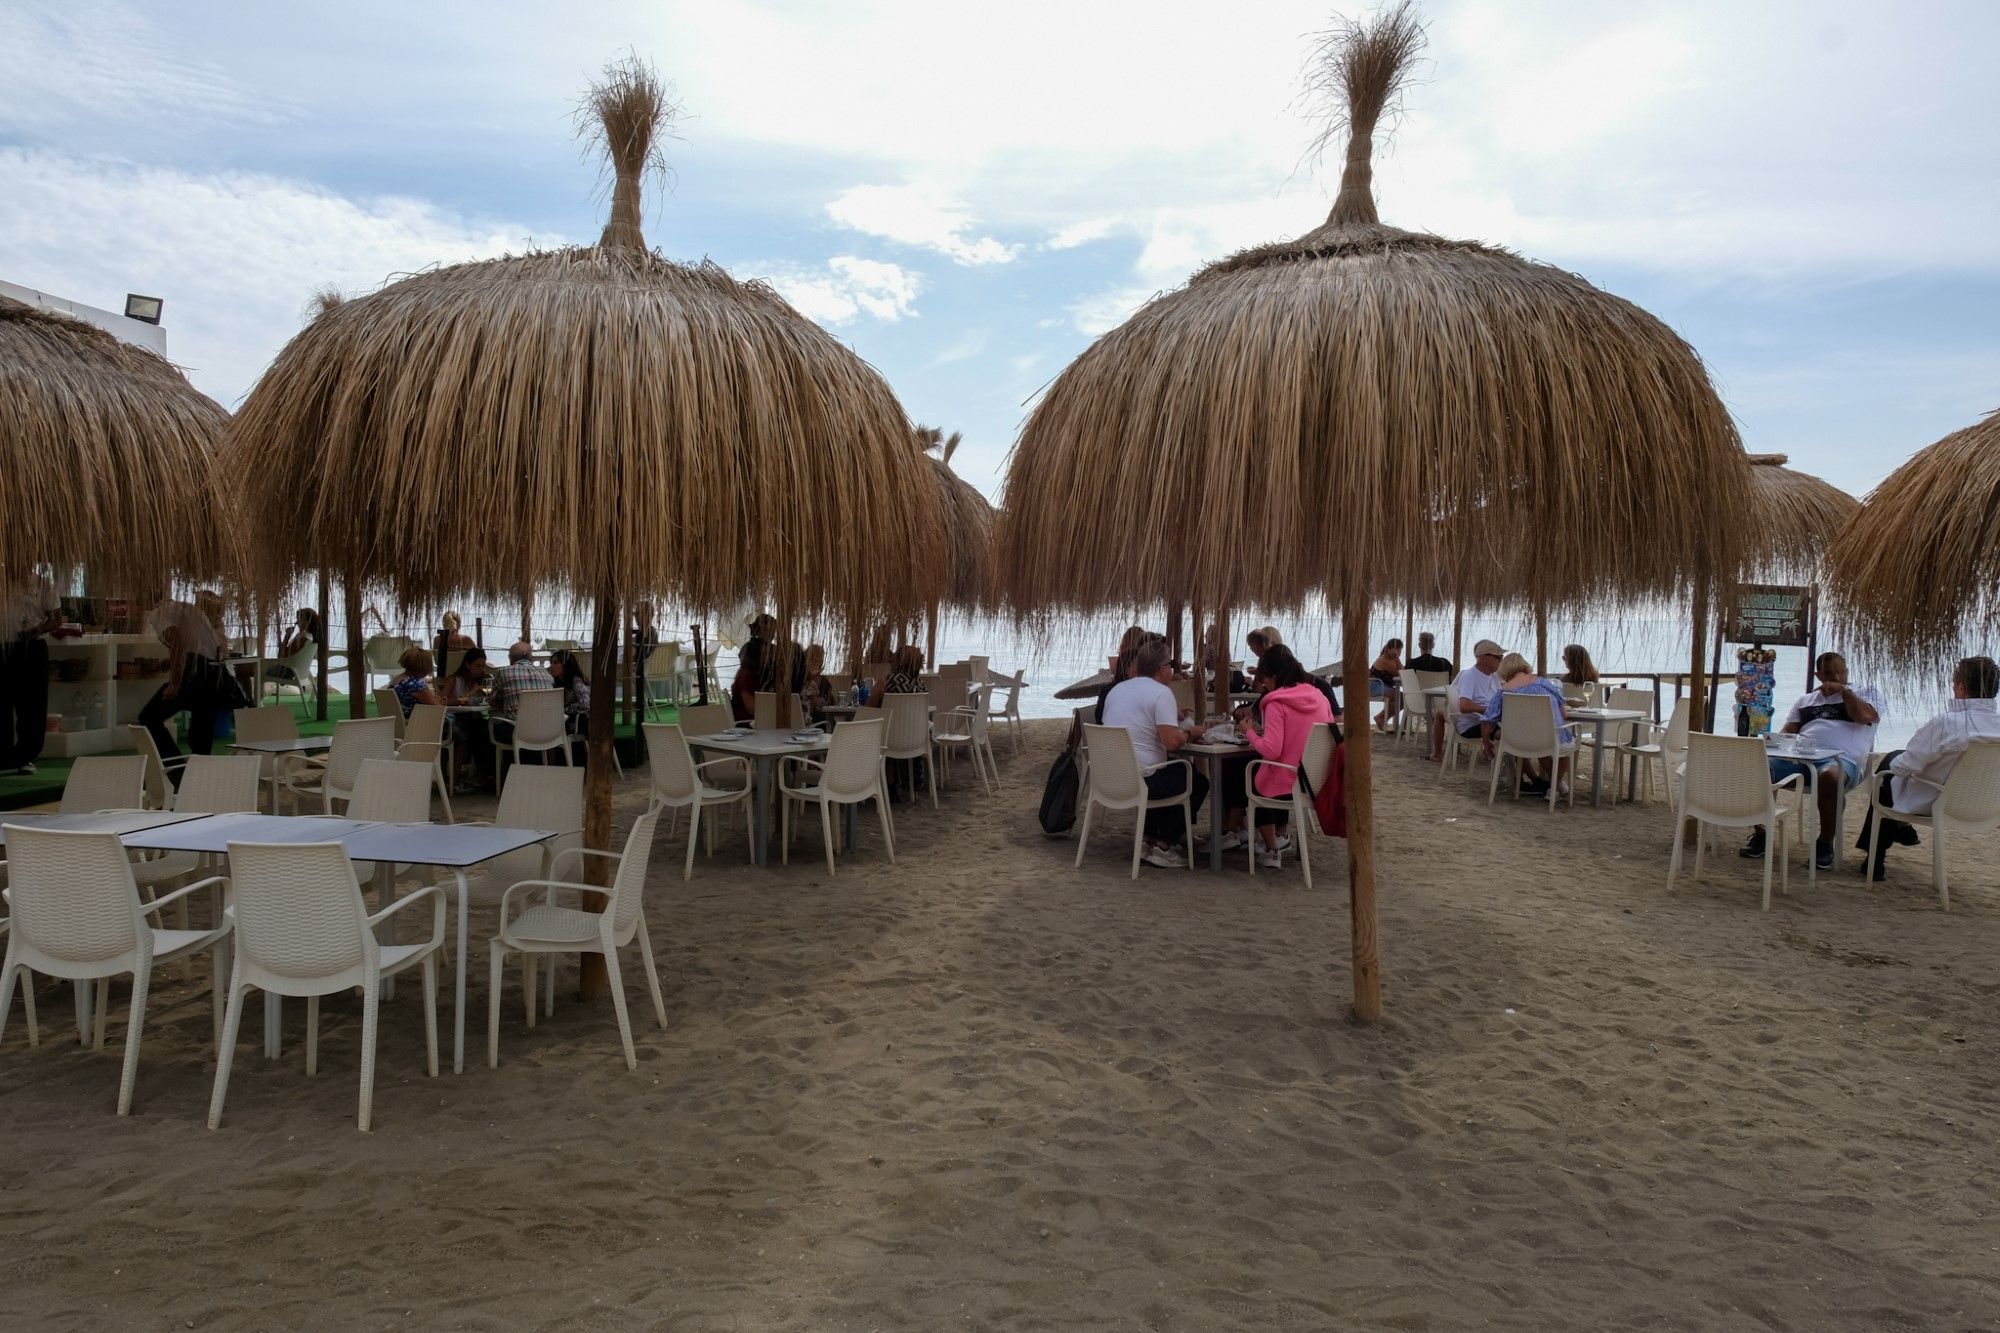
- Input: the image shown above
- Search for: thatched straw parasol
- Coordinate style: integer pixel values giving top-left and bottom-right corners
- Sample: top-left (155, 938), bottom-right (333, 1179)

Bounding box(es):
top-left (228, 58), bottom-right (940, 989)
top-left (1826, 409), bottom-right (2000, 668)
top-left (915, 425), bottom-right (995, 666)
top-left (997, 3), bottom-right (1744, 1022)
top-left (0, 296), bottom-right (234, 594)
top-left (1741, 453), bottom-right (1856, 585)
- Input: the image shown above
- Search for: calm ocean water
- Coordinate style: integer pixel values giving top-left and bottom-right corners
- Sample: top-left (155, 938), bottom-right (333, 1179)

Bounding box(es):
top-left (350, 598), bottom-right (1935, 751)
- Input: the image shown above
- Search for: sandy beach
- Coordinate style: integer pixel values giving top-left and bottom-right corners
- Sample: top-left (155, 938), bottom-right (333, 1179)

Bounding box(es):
top-left (2, 719), bottom-right (1996, 1330)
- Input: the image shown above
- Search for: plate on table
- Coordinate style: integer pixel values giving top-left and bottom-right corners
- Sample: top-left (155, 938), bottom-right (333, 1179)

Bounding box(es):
top-left (791, 730), bottom-right (824, 743)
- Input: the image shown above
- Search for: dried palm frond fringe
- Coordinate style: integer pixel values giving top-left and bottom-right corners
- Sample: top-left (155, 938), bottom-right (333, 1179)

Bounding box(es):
top-left (919, 425), bottom-right (996, 611)
top-left (1827, 410), bottom-right (2000, 668)
top-left (1740, 452), bottom-right (1855, 585)
top-left (0, 296), bottom-right (235, 594)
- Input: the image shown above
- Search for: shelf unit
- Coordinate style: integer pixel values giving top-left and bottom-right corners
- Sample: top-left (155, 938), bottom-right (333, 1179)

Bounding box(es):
top-left (42, 634), bottom-right (172, 758)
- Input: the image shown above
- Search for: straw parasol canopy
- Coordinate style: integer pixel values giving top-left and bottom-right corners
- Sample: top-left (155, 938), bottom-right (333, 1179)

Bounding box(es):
top-left (1741, 452), bottom-right (1856, 584)
top-left (1826, 409), bottom-right (2000, 668)
top-left (227, 57), bottom-right (941, 988)
top-left (0, 296), bottom-right (234, 595)
top-left (921, 426), bottom-right (996, 612)
top-left (997, 3), bottom-right (1744, 1022)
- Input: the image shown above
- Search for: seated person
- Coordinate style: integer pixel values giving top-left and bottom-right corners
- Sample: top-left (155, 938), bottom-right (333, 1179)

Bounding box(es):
top-left (1856, 655), bottom-right (2000, 880)
top-left (1370, 637), bottom-right (1404, 731)
top-left (1558, 644), bottom-right (1601, 700)
top-left (440, 647), bottom-right (492, 706)
top-left (1478, 653), bottom-right (1574, 796)
top-left (1407, 632), bottom-right (1452, 678)
top-left (441, 647), bottom-right (494, 789)
top-left (1101, 640), bottom-right (1209, 867)
top-left (1216, 646), bottom-right (1332, 865)
top-left (869, 644), bottom-right (926, 707)
top-left (1743, 652), bottom-right (1883, 871)
top-left (487, 640), bottom-right (556, 748)
top-left (262, 607), bottom-right (321, 689)
top-left (1450, 640), bottom-right (1506, 756)
top-left (389, 646), bottom-right (443, 716)
top-left (801, 644), bottom-right (837, 723)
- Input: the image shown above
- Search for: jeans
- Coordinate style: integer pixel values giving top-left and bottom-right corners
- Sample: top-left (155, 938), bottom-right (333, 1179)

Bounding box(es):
top-left (1143, 763), bottom-right (1209, 845)
top-left (138, 654), bottom-right (223, 773)
top-left (1855, 750), bottom-right (1918, 852)
top-left (0, 637), bottom-right (48, 768)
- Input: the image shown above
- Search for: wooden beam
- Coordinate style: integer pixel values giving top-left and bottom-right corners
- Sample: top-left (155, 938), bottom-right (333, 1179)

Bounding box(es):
top-left (1341, 597), bottom-right (1382, 1024)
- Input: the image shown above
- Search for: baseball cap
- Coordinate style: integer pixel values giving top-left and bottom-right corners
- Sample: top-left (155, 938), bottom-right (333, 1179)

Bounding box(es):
top-left (1473, 639), bottom-right (1505, 657)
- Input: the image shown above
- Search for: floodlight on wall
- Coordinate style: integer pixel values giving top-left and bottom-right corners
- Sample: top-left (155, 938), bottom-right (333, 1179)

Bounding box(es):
top-left (123, 294), bottom-right (163, 325)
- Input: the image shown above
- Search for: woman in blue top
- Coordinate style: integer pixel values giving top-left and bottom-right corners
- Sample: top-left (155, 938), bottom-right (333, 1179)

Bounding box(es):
top-left (1479, 652), bottom-right (1573, 796)
top-left (390, 646), bottom-right (444, 716)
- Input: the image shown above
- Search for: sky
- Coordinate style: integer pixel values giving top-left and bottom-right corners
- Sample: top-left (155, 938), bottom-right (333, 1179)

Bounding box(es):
top-left (3, 0), bottom-right (1998, 509)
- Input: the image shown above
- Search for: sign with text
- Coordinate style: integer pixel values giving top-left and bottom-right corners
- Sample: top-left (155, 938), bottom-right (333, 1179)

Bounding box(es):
top-left (1729, 584), bottom-right (1812, 647)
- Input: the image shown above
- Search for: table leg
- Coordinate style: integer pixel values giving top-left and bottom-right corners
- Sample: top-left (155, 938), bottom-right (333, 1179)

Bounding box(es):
top-left (1805, 766), bottom-right (1818, 886)
top-left (752, 755), bottom-right (772, 867)
top-left (1208, 753), bottom-right (1224, 872)
top-left (1590, 728), bottom-right (1607, 808)
top-left (74, 980), bottom-right (92, 1047)
top-left (450, 869), bottom-right (468, 1074)
top-left (843, 803), bottom-right (858, 853)
top-left (263, 992), bottom-right (281, 1059)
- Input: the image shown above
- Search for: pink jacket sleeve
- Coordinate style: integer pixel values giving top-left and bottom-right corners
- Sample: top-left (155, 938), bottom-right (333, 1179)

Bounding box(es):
top-left (1247, 700), bottom-right (1292, 764)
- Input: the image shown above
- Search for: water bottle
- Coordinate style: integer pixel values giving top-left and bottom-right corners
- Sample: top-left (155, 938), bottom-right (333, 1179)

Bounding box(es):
top-left (88, 690), bottom-right (104, 729)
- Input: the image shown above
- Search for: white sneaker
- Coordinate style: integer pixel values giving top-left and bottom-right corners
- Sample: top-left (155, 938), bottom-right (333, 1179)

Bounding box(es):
top-left (1218, 830), bottom-right (1246, 851)
top-left (1556, 781), bottom-right (1572, 800)
top-left (1272, 834), bottom-right (1292, 853)
top-left (1143, 843), bottom-right (1186, 869)
top-left (1259, 849), bottom-right (1284, 869)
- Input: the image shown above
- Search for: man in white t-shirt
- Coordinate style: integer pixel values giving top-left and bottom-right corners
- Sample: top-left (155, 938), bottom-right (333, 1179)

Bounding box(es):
top-left (138, 590), bottom-right (231, 772)
top-left (1451, 640), bottom-right (1506, 756)
top-left (1742, 651), bottom-right (1883, 871)
top-left (1100, 640), bottom-right (1209, 867)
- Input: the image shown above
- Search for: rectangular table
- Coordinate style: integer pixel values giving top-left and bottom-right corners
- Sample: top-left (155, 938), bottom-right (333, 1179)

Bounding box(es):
top-left (114, 813), bottom-right (555, 1073)
top-left (1180, 739), bottom-right (1254, 870)
top-left (228, 736), bottom-right (335, 813)
top-left (1564, 706), bottom-right (1648, 807)
top-left (687, 730), bottom-right (831, 866)
top-left (0, 810), bottom-right (212, 844)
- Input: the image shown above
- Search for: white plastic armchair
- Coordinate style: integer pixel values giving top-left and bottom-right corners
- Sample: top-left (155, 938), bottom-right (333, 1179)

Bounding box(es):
top-left (1246, 721), bottom-right (1336, 889)
top-left (1437, 687), bottom-right (1491, 787)
top-left (281, 715), bottom-right (397, 815)
top-left (487, 812), bottom-right (666, 1071)
top-left (261, 642), bottom-right (319, 709)
top-left (1866, 739), bottom-right (2000, 910)
top-left (233, 704), bottom-right (302, 811)
top-left (1669, 732), bottom-right (1801, 911)
top-left (988, 668), bottom-right (1027, 755)
top-left (644, 722), bottom-right (752, 879)
top-left (129, 755), bottom-right (262, 906)
top-left (59, 755), bottom-right (147, 814)
top-left (127, 725), bottom-right (188, 809)
top-left (779, 717), bottom-right (894, 874)
top-left (0, 825), bottom-right (230, 1115)
top-left (1622, 697), bottom-right (1691, 807)
top-left (494, 688), bottom-right (568, 783)
top-left (1487, 691), bottom-right (1578, 811)
top-left (673, 704), bottom-right (749, 788)
top-left (882, 693), bottom-right (936, 807)
top-left (1075, 724), bottom-right (1193, 878)
top-left (0, 913), bottom-right (37, 1048)
top-left (397, 702), bottom-right (455, 823)
top-left (208, 840), bottom-right (444, 1131)
top-left (931, 705), bottom-right (993, 794)
top-left (372, 687), bottom-right (408, 741)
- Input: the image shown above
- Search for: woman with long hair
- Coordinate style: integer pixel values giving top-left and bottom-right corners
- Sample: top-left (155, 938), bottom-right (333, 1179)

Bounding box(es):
top-left (1370, 637), bottom-right (1405, 732)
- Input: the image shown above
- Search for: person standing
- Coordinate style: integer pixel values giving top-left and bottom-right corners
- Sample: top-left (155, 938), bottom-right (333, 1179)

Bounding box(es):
top-left (0, 572), bottom-right (61, 774)
top-left (138, 590), bottom-right (229, 773)
top-left (1742, 651), bottom-right (1883, 872)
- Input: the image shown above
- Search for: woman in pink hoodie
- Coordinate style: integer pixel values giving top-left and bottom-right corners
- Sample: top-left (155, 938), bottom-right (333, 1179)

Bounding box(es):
top-left (1220, 646), bottom-right (1335, 868)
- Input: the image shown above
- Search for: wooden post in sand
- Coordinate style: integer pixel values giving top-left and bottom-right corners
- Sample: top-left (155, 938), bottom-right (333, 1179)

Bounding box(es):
top-left (314, 570), bottom-right (331, 722)
top-left (1340, 594), bottom-right (1382, 1024)
top-left (1451, 599), bottom-right (1464, 677)
top-left (345, 579), bottom-right (367, 719)
top-left (925, 599), bottom-right (939, 675)
top-left (1534, 600), bottom-right (1548, 676)
top-left (1211, 607), bottom-right (1231, 720)
top-left (1403, 597), bottom-right (1414, 658)
top-left (577, 587), bottom-right (621, 1000)
top-left (1167, 602), bottom-right (1185, 665)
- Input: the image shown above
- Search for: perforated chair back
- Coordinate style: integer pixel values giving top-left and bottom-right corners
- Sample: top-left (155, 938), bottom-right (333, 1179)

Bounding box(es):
top-left (1301, 722), bottom-right (1337, 793)
top-left (1936, 740), bottom-right (2000, 829)
top-left (346, 758), bottom-right (434, 824)
top-left (1170, 678), bottom-right (1196, 715)
top-left (404, 703), bottom-right (447, 747)
top-left (512, 689), bottom-right (567, 748)
top-left (825, 719), bottom-right (887, 799)
top-left (372, 688), bottom-right (407, 739)
top-left (1680, 733), bottom-right (1780, 823)
top-left (3, 827), bottom-right (145, 969)
top-left (1499, 691), bottom-right (1564, 756)
top-left (226, 841), bottom-right (372, 988)
top-left (678, 703), bottom-right (733, 736)
top-left (60, 755), bottom-right (145, 814)
top-left (490, 764), bottom-right (585, 883)
top-left (607, 812), bottom-right (660, 937)
top-left (644, 723), bottom-right (700, 803)
top-left (175, 755), bottom-right (264, 814)
top-left (882, 693), bottom-right (932, 758)
top-left (753, 691), bottom-right (778, 731)
top-left (326, 716), bottom-right (399, 797)
top-left (1080, 725), bottom-right (1144, 804)
top-left (232, 707), bottom-right (298, 743)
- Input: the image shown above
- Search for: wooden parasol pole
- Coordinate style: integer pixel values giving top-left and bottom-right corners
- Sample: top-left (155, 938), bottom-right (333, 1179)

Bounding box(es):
top-left (1340, 593), bottom-right (1383, 1024)
top-left (1534, 600), bottom-right (1548, 676)
top-left (1167, 601), bottom-right (1185, 665)
top-left (925, 599), bottom-right (939, 674)
top-left (314, 570), bottom-right (330, 722)
top-left (577, 586), bottom-right (621, 1000)
top-left (520, 589), bottom-right (533, 645)
top-left (1403, 596), bottom-right (1414, 657)
top-left (344, 577), bottom-right (366, 719)
top-left (1211, 607), bottom-right (1231, 720)
top-left (1451, 598), bottom-right (1464, 675)
top-left (1688, 575), bottom-right (1710, 735)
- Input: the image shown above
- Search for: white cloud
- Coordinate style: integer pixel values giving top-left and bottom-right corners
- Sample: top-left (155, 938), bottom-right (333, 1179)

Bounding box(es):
top-left (928, 328), bottom-right (987, 367)
top-left (1044, 217), bottom-right (1122, 251)
top-left (0, 147), bottom-right (531, 407)
top-left (826, 183), bottom-right (1017, 266)
top-left (1068, 284), bottom-right (1161, 338)
top-left (755, 256), bottom-right (923, 326)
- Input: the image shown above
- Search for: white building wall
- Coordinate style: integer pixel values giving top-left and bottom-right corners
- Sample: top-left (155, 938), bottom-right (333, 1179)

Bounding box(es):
top-left (0, 278), bottom-right (168, 355)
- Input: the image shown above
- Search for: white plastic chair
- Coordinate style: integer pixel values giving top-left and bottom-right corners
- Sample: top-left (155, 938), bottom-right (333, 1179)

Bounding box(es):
top-left (753, 691), bottom-right (778, 731)
top-left (1622, 697), bottom-right (1691, 807)
top-left (127, 725), bottom-right (188, 809)
top-left (0, 826), bottom-right (229, 1115)
top-left (363, 636), bottom-right (417, 693)
top-left (988, 668), bottom-right (1026, 755)
top-left (1487, 691), bottom-right (1578, 811)
top-left (397, 702), bottom-right (455, 823)
top-left (454, 765), bottom-right (585, 1021)
top-left (129, 755), bottom-right (262, 906)
top-left (487, 812), bottom-right (666, 1071)
top-left (233, 706), bottom-right (300, 813)
top-left (373, 687), bottom-right (408, 741)
top-left (1246, 722), bottom-right (1336, 889)
top-left (1437, 688), bottom-right (1492, 787)
top-left (1074, 724), bottom-right (1193, 878)
top-left (1668, 732), bottom-right (1802, 911)
top-left (207, 840), bottom-right (444, 1131)
top-left (0, 913), bottom-right (37, 1047)
top-left (281, 715), bottom-right (398, 814)
top-left (1407, 669), bottom-right (1449, 748)
top-left (494, 689), bottom-right (568, 785)
top-left (780, 718), bottom-right (895, 874)
top-left (261, 642), bottom-right (319, 710)
top-left (643, 722), bottom-right (753, 880)
top-left (59, 755), bottom-right (146, 814)
top-left (931, 705), bottom-right (994, 794)
top-left (1394, 668), bottom-right (1425, 743)
top-left (1865, 739), bottom-right (2000, 910)
top-left (643, 644), bottom-right (679, 718)
top-left (882, 693), bottom-right (937, 807)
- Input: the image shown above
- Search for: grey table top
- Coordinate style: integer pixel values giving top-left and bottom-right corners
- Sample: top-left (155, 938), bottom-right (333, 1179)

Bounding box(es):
top-left (0, 810), bottom-right (211, 846)
top-left (229, 736), bottom-right (334, 753)
top-left (688, 730), bottom-right (831, 757)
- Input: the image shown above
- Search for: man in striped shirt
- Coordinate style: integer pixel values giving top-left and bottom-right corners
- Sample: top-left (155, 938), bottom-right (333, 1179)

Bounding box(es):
top-left (488, 641), bottom-right (555, 746)
top-left (1857, 655), bottom-right (2000, 881)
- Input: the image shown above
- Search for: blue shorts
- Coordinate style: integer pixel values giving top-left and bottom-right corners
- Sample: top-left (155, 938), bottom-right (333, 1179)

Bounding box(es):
top-left (1769, 754), bottom-right (1859, 790)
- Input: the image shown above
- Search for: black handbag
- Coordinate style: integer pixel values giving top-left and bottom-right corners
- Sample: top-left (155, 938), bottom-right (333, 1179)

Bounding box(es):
top-left (1038, 747), bottom-right (1081, 836)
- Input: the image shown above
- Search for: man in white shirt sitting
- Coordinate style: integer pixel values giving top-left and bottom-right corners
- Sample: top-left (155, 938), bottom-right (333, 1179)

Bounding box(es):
top-left (1100, 640), bottom-right (1209, 868)
top-left (1742, 652), bottom-right (1884, 871)
top-left (1450, 639), bottom-right (1506, 761)
top-left (1855, 655), bottom-right (2000, 881)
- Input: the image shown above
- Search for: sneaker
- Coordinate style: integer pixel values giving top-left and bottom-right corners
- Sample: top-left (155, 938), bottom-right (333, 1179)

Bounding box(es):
top-left (1814, 840), bottom-right (1834, 872)
top-left (1259, 849), bottom-right (1284, 869)
top-left (1556, 781), bottom-right (1571, 801)
top-left (1218, 829), bottom-right (1246, 852)
top-left (11, 763), bottom-right (33, 776)
top-left (1143, 843), bottom-right (1186, 869)
top-left (1271, 834), bottom-right (1292, 854)
top-left (1739, 830), bottom-right (1767, 859)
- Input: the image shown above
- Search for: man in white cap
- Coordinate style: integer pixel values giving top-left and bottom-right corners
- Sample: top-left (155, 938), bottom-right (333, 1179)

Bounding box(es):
top-left (1452, 640), bottom-right (1507, 757)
